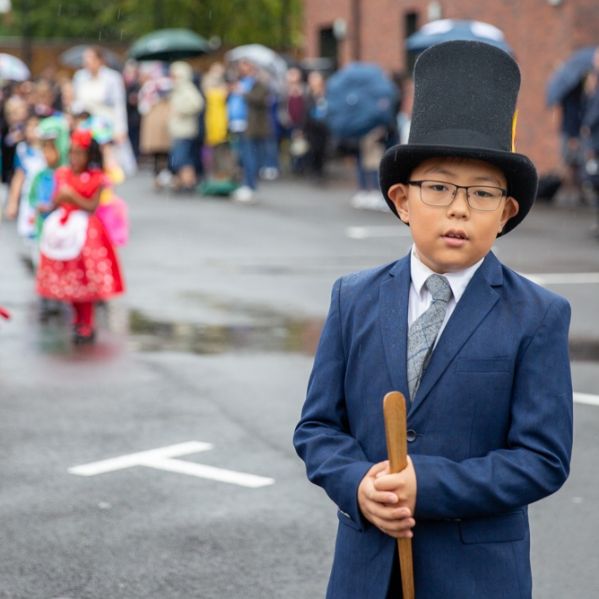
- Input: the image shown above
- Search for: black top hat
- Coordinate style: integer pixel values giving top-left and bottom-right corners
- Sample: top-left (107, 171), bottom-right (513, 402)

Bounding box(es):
top-left (379, 41), bottom-right (537, 235)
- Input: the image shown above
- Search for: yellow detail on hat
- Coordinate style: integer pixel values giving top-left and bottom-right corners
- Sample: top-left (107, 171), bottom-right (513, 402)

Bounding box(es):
top-left (511, 109), bottom-right (518, 151)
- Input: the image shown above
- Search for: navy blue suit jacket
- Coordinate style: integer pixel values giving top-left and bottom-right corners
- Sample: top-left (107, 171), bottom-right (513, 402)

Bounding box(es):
top-left (294, 252), bottom-right (573, 599)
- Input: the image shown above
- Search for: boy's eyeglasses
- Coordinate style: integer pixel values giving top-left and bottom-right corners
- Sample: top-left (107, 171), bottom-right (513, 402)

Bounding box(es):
top-left (408, 180), bottom-right (507, 211)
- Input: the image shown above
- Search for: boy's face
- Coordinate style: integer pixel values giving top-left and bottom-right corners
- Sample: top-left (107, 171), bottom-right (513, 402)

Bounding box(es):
top-left (388, 157), bottom-right (519, 273)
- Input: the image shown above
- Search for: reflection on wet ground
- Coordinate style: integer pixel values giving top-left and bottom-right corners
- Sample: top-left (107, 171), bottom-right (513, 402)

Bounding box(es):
top-left (32, 296), bottom-right (324, 357)
top-left (129, 309), bottom-right (323, 355)
top-left (127, 292), bottom-right (324, 355)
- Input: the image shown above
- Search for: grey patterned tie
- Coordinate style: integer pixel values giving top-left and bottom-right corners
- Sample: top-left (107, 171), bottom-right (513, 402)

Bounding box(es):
top-left (407, 274), bottom-right (452, 400)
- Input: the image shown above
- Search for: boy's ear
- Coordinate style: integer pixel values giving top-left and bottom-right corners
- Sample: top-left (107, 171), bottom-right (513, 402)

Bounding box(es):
top-left (387, 183), bottom-right (410, 224)
top-left (499, 196), bottom-right (520, 233)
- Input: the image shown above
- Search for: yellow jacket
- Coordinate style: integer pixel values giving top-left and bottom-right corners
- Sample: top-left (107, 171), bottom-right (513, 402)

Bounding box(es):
top-left (204, 87), bottom-right (228, 147)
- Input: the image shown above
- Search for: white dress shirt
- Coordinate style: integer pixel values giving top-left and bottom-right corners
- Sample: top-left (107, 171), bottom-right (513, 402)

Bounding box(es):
top-left (408, 246), bottom-right (484, 343)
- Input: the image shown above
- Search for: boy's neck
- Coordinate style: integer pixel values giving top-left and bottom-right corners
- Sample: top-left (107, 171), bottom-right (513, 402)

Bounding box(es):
top-left (410, 247), bottom-right (486, 306)
top-left (411, 246), bottom-right (487, 276)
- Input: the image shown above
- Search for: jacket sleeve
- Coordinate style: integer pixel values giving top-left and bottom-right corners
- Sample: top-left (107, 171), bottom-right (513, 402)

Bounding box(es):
top-left (412, 296), bottom-right (573, 520)
top-left (293, 278), bottom-right (373, 530)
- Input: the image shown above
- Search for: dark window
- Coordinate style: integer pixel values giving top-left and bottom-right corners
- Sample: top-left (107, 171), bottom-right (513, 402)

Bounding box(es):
top-left (319, 27), bottom-right (338, 70)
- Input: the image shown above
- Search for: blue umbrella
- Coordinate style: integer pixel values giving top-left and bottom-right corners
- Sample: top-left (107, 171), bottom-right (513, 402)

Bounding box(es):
top-left (406, 19), bottom-right (512, 54)
top-left (325, 62), bottom-right (397, 139)
top-left (546, 47), bottom-right (597, 106)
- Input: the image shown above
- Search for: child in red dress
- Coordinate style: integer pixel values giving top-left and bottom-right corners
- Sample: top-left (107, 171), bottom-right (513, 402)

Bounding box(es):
top-left (36, 129), bottom-right (125, 344)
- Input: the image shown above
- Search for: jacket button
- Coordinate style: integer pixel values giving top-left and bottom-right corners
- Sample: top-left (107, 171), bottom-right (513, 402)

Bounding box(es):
top-left (406, 429), bottom-right (417, 442)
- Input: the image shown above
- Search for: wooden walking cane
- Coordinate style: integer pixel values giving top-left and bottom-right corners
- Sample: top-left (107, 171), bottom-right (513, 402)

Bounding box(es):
top-left (383, 391), bottom-right (415, 599)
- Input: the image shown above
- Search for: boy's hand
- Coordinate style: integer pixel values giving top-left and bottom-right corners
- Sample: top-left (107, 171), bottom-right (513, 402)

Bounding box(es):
top-left (358, 461), bottom-right (416, 539)
top-left (374, 456), bottom-right (417, 512)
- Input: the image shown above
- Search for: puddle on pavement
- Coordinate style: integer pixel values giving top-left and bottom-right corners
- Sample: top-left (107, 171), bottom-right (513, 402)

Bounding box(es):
top-left (125, 292), bottom-right (324, 355)
top-left (128, 309), bottom-right (323, 355)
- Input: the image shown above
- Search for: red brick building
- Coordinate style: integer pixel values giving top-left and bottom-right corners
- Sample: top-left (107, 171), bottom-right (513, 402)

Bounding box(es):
top-left (302, 0), bottom-right (599, 173)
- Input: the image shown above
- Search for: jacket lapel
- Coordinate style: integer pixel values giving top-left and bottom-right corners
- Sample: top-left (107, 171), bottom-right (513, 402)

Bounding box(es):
top-left (410, 252), bottom-right (504, 415)
top-left (378, 256), bottom-right (411, 399)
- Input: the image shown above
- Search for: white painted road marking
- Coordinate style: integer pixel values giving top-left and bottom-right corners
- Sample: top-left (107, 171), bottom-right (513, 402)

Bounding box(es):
top-left (68, 441), bottom-right (213, 476)
top-left (523, 273), bottom-right (599, 285)
top-left (69, 441), bottom-right (275, 488)
top-left (574, 392), bottom-right (599, 407)
top-left (346, 226), bottom-right (411, 239)
top-left (149, 457), bottom-right (274, 488)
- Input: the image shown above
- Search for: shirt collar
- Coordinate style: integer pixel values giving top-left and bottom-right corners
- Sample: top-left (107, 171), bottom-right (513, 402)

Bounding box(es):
top-left (410, 245), bottom-right (485, 303)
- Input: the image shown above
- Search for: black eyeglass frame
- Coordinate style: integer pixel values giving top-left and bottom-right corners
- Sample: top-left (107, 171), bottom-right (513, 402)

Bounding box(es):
top-left (407, 179), bottom-right (508, 211)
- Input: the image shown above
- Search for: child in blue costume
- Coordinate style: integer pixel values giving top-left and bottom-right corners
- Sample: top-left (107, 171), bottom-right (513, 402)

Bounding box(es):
top-left (5, 113), bottom-right (46, 245)
top-left (28, 115), bottom-right (70, 319)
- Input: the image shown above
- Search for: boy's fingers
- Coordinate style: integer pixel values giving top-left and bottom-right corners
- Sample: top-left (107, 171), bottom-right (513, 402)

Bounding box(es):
top-left (366, 489), bottom-right (398, 504)
top-left (386, 518), bottom-right (416, 532)
top-left (369, 461), bottom-right (389, 476)
top-left (377, 517), bottom-right (416, 534)
top-left (373, 473), bottom-right (405, 491)
top-left (369, 504), bottom-right (412, 523)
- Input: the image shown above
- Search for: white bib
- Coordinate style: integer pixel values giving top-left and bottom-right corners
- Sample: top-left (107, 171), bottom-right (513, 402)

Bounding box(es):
top-left (40, 209), bottom-right (89, 261)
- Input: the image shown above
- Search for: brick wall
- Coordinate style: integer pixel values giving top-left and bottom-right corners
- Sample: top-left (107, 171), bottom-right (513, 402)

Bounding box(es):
top-left (303, 0), bottom-right (599, 173)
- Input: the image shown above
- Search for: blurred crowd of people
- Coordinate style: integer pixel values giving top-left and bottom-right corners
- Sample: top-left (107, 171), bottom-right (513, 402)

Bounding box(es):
top-left (128, 57), bottom-right (342, 203)
top-left (1, 46), bottom-right (416, 209)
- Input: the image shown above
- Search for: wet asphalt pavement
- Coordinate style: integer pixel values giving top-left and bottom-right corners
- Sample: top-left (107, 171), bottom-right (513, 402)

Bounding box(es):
top-left (1, 171), bottom-right (598, 598)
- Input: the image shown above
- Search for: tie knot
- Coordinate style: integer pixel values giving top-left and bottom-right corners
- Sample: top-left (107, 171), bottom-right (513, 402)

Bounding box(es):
top-left (425, 274), bottom-right (452, 303)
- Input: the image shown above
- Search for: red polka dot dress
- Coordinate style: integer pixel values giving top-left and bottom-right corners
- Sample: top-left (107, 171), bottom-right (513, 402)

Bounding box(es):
top-left (37, 166), bottom-right (125, 303)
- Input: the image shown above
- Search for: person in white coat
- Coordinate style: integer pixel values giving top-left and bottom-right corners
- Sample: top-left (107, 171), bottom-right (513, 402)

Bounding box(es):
top-left (73, 46), bottom-right (137, 176)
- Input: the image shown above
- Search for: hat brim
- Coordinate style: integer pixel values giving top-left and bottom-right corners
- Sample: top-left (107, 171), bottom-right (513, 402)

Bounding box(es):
top-left (379, 144), bottom-right (538, 235)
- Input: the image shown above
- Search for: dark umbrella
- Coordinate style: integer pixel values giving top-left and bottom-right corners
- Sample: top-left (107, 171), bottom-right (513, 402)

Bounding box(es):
top-left (546, 47), bottom-right (597, 106)
top-left (60, 45), bottom-right (123, 70)
top-left (129, 28), bottom-right (210, 62)
top-left (325, 62), bottom-right (397, 139)
top-left (406, 19), bottom-right (512, 54)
